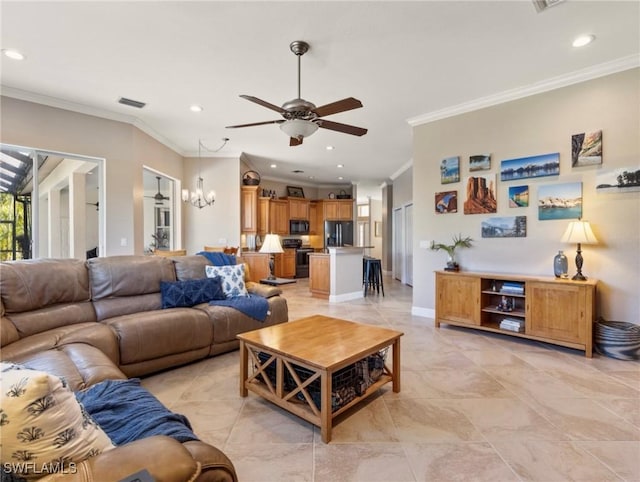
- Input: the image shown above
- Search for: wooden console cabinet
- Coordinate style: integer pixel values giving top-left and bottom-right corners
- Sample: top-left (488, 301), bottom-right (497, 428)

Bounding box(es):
top-left (435, 271), bottom-right (597, 357)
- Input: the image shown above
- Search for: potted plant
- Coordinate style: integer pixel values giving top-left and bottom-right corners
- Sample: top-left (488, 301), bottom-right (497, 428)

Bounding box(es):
top-left (430, 234), bottom-right (473, 271)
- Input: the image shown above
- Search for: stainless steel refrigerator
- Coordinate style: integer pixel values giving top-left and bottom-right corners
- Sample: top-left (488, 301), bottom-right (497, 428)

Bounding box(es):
top-left (324, 220), bottom-right (354, 248)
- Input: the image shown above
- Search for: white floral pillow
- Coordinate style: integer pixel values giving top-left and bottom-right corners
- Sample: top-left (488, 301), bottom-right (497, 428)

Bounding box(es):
top-left (205, 264), bottom-right (248, 298)
top-left (0, 362), bottom-right (114, 478)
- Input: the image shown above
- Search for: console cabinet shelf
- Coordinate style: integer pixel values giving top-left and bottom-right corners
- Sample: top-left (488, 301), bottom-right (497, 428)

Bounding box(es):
top-left (435, 271), bottom-right (597, 357)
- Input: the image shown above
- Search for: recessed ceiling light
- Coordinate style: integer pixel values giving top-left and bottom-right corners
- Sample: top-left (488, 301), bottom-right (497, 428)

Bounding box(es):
top-left (308, 176), bottom-right (314, 180)
top-left (190, 105), bottom-right (203, 112)
top-left (338, 176), bottom-right (344, 180)
top-left (337, 164), bottom-right (344, 168)
top-left (270, 164), bottom-right (277, 168)
top-left (2, 49), bottom-right (25, 60)
top-left (572, 34), bottom-right (595, 48)
top-left (326, 146), bottom-right (335, 151)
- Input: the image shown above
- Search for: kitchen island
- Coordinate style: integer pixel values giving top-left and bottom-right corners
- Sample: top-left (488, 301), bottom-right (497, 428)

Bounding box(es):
top-left (309, 246), bottom-right (370, 302)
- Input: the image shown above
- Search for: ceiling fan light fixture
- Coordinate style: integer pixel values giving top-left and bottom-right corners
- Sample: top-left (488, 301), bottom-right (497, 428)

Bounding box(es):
top-left (280, 119), bottom-right (318, 140)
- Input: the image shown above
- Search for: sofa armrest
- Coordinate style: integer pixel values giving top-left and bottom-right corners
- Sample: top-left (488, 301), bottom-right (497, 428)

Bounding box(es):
top-left (246, 281), bottom-right (282, 298)
top-left (37, 436), bottom-right (200, 482)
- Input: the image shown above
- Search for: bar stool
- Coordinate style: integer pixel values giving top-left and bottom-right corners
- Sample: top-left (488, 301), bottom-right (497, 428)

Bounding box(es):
top-left (363, 257), bottom-right (384, 296)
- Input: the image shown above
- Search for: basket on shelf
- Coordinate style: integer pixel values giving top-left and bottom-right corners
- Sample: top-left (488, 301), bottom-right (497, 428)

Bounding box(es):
top-left (594, 318), bottom-right (640, 361)
top-left (336, 189), bottom-right (351, 199)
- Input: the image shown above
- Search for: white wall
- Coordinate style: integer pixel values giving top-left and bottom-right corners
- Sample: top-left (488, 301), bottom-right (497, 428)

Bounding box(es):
top-left (0, 97), bottom-right (183, 255)
top-left (412, 68), bottom-right (640, 323)
top-left (392, 166), bottom-right (413, 208)
top-left (182, 156), bottom-right (241, 254)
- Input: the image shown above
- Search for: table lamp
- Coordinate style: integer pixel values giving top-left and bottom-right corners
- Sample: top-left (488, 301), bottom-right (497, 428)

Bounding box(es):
top-left (259, 233), bottom-right (283, 280)
top-left (560, 219), bottom-right (598, 281)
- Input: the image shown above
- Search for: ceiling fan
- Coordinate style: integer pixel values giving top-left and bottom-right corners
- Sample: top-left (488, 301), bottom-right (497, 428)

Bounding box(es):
top-left (145, 176), bottom-right (170, 205)
top-left (226, 40), bottom-right (367, 146)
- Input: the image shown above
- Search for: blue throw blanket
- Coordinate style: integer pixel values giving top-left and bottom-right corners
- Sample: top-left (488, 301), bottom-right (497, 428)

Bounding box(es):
top-left (209, 294), bottom-right (270, 322)
top-left (75, 378), bottom-right (199, 444)
top-left (197, 251), bottom-right (236, 266)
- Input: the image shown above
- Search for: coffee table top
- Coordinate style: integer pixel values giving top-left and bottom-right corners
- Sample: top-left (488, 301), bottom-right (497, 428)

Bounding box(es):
top-left (237, 314), bottom-right (403, 370)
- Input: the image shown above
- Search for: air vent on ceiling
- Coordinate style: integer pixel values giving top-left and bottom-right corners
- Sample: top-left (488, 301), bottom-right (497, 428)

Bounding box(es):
top-left (118, 97), bottom-right (146, 109)
top-left (532, 0), bottom-right (565, 13)
top-left (292, 169), bottom-right (305, 174)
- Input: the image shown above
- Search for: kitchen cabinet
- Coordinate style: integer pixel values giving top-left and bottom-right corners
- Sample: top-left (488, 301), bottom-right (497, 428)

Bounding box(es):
top-left (309, 202), bottom-right (318, 234)
top-left (435, 271), bottom-right (597, 357)
top-left (274, 248), bottom-right (296, 278)
top-left (240, 251), bottom-right (270, 282)
top-left (289, 198), bottom-right (310, 220)
top-left (241, 186), bottom-right (259, 234)
top-left (269, 199), bottom-right (289, 235)
top-left (257, 197), bottom-right (270, 236)
top-left (309, 253), bottom-right (330, 298)
top-left (323, 200), bottom-right (353, 221)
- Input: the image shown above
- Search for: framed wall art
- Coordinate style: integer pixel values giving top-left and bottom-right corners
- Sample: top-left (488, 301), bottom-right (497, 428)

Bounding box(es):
top-left (508, 185), bottom-right (529, 207)
top-left (469, 154), bottom-right (491, 172)
top-left (463, 174), bottom-right (497, 214)
top-left (440, 156), bottom-right (460, 184)
top-left (435, 191), bottom-right (458, 214)
top-left (596, 167), bottom-right (640, 193)
top-left (538, 182), bottom-right (582, 220)
top-left (500, 153), bottom-right (560, 181)
top-left (286, 186), bottom-right (305, 198)
top-left (481, 216), bottom-right (527, 238)
top-left (572, 130), bottom-right (602, 167)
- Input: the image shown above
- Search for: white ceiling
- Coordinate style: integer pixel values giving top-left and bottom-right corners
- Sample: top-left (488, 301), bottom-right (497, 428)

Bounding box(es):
top-left (1, 1), bottom-right (638, 191)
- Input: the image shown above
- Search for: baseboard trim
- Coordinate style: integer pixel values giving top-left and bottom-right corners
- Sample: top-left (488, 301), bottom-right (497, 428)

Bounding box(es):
top-left (330, 291), bottom-right (363, 303)
top-left (412, 306), bottom-right (435, 319)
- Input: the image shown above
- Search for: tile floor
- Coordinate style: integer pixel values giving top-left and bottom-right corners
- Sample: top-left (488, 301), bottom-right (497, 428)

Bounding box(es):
top-left (142, 276), bottom-right (640, 482)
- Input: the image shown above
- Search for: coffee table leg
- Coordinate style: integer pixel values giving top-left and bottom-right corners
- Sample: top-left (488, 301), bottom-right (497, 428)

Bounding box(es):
top-left (239, 340), bottom-right (248, 397)
top-left (320, 370), bottom-right (332, 443)
top-left (392, 338), bottom-right (401, 393)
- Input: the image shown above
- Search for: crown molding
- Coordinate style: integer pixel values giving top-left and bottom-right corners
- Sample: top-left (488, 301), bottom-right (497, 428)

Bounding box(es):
top-left (390, 159), bottom-right (413, 180)
top-left (407, 55), bottom-right (640, 127)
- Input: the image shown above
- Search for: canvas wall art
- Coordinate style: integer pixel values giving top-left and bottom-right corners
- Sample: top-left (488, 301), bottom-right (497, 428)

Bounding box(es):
top-left (481, 216), bottom-right (527, 238)
top-left (435, 191), bottom-right (458, 214)
top-left (572, 130), bottom-right (602, 167)
top-left (596, 167), bottom-right (640, 193)
top-left (538, 182), bottom-right (582, 220)
top-left (500, 153), bottom-right (560, 181)
top-left (469, 154), bottom-right (491, 172)
top-left (508, 185), bottom-right (529, 207)
top-left (464, 174), bottom-right (497, 214)
top-left (440, 156), bottom-right (460, 184)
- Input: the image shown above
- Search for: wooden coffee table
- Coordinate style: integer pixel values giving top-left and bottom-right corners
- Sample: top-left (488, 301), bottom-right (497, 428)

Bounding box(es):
top-left (238, 314), bottom-right (403, 443)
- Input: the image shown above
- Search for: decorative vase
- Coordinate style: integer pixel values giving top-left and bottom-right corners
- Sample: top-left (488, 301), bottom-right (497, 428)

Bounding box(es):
top-left (553, 250), bottom-right (568, 278)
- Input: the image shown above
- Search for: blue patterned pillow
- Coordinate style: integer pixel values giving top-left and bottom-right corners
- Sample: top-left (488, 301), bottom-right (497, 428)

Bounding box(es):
top-left (205, 264), bottom-right (248, 298)
top-left (160, 277), bottom-right (226, 308)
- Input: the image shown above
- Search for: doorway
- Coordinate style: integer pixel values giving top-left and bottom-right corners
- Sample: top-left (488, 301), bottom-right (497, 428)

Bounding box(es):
top-left (0, 143), bottom-right (104, 260)
top-left (143, 168), bottom-right (178, 253)
top-left (392, 202), bottom-right (413, 285)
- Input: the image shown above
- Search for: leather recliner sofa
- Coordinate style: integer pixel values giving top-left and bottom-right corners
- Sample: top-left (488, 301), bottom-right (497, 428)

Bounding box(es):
top-left (0, 254), bottom-right (289, 481)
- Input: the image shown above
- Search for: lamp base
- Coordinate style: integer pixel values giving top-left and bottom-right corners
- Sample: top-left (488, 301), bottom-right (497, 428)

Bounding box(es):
top-left (572, 273), bottom-right (587, 281)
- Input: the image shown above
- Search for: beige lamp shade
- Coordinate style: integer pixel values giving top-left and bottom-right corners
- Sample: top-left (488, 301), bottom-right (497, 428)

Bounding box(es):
top-left (259, 234), bottom-right (284, 254)
top-left (560, 220), bottom-right (598, 245)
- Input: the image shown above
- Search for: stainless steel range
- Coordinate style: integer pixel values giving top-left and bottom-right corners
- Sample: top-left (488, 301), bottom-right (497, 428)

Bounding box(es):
top-left (282, 238), bottom-right (314, 278)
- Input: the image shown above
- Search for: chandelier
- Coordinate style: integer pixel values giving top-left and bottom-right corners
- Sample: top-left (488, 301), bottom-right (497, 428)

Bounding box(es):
top-left (182, 138), bottom-right (228, 209)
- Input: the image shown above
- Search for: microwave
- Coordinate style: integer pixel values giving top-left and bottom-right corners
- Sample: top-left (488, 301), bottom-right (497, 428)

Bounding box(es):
top-left (289, 219), bottom-right (310, 235)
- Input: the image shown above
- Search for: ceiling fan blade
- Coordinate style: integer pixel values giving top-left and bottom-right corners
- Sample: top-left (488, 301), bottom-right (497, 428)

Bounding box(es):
top-left (312, 97), bottom-right (363, 118)
top-left (317, 119), bottom-right (368, 137)
top-left (226, 119), bottom-right (284, 129)
top-left (290, 137), bottom-right (303, 147)
top-left (239, 95), bottom-right (286, 114)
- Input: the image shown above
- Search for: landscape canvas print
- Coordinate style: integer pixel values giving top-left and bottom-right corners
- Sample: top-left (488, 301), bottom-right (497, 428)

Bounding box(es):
top-left (538, 182), bottom-right (582, 220)
top-left (508, 185), bottom-right (529, 207)
top-left (440, 156), bottom-right (460, 184)
top-left (572, 130), bottom-right (602, 167)
top-left (469, 154), bottom-right (491, 172)
top-left (482, 216), bottom-right (527, 238)
top-left (596, 167), bottom-right (640, 193)
top-left (464, 174), bottom-right (497, 214)
top-left (435, 191), bottom-right (458, 214)
top-left (500, 153), bottom-right (560, 181)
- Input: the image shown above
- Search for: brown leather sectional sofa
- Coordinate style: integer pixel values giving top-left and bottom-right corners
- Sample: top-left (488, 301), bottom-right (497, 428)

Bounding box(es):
top-left (0, 254), bottom-right (289, 482)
